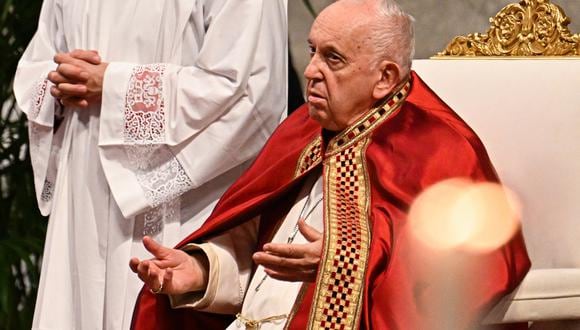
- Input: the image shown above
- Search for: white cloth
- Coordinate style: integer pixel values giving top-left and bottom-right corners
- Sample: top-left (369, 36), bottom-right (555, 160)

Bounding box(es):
top-left (13, 0), bottom-right (287, 329)
top-left (171, 175), bottom-right (324, 330)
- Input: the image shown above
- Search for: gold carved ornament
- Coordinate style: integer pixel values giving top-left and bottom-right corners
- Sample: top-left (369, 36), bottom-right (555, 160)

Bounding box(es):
top-left (436, 0), bottom-right (580, 57)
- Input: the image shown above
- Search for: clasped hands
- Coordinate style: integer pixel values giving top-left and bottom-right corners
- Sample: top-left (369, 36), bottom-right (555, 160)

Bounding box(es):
top-left (129, 219), bottom-right (322, 295)
top-left (47, 49), bottom-right (108, 108)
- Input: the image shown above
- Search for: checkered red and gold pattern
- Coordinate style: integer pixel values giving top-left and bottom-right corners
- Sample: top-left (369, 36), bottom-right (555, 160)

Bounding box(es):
top-left (327, 80), bottom-right (410, 156)
top-left (308, 138), bottom-right (371, 330)
top-left (302, 81), bottom-right (410, 329)
top-left (295, 136), bottom-right (323, 177)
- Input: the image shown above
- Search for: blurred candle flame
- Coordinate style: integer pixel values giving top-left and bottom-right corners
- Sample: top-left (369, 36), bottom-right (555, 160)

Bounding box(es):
top-left (409, 178), bottom-right (521, 253)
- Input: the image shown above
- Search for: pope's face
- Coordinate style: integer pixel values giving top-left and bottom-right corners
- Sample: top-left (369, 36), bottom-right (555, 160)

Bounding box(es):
top-left (304, 3), bottom-right (381, 131)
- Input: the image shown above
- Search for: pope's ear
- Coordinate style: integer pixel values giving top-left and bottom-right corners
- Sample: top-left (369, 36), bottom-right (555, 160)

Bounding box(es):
top-left (373, 61), bottom-right (401, 100)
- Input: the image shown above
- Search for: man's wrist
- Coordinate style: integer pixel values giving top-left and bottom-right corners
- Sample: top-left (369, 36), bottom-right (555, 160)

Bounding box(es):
top-left (189, 251), bottom-right (210, 292)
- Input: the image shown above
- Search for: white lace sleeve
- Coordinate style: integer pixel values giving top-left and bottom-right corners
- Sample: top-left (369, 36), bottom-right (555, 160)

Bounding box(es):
top-left (13, 0), bottom-right (66, 215)
top-left (98, 0), bottom-right (287, 219)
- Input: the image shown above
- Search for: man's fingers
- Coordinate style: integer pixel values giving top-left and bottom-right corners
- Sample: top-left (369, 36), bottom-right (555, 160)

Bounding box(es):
top-left (151, 257), bottom-right (179, 269)
top-left (131, 258), bottom-right (169, 293)
top-left (159, 268), bottom-right (174, 293)
top-left (136, 259), bottom-right (150, 275)
top-left (70, 49), bottom-right (101, 64)
top-left (57, 83), bottom-right (88, 96)
top-left (143, 236), bottom-right (172, 259)
top-left (60, 96), bottom-right (89, 108)
top-left (47, 71), bottom-right (72, 85)
top-left (298, 219), bottom-right (323, 242)
top-left (134, 260), bottom-right (153, 286)
top-left (263, 241), bottom-right (321, 260)
top-left (262, 243), bottom-right (302, 258)
top-left (129, 257), bottom-right (140, 273)
top-left (147, 263), bottom-right (164, 293)
top-left (164, 268), bottom-right (174, 283)
top-left (148, 262), bottom-right (161, 279)
top-left (143, 236), bottom-right (165, 257)
top-left (50, 86), bottom-right (62, 98)
top-left (56, 63), bottom-right (89, 81)
top-left (253, 251), bottom-right (314, 270)
top-left (54, 52), bottom-right (81, 65)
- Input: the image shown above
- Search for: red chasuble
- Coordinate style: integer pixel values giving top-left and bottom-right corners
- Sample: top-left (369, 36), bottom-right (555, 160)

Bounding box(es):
top-left (131, 72), bottom-right (530, 330)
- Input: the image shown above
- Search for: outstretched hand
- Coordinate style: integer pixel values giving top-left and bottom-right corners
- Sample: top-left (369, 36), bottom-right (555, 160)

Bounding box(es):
top-left (129, 236), bottom-right (209, 295)
top-left (48, 49), bottom-right (108, 108)
top-left (252, 219), bottom-right (322, 283)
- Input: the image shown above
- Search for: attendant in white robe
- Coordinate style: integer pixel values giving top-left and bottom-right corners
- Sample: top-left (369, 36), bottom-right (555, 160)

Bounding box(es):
top-left (13, 0), bottom-right (287, 329)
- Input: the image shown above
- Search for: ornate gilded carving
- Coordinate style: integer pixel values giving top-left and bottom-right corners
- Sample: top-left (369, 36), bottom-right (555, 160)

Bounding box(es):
top-left (437, 0), bottom-right (580, 57)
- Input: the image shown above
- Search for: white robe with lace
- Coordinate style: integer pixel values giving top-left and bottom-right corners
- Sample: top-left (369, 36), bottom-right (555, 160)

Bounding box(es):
top-left (13, 0), bottom-right (287, 329)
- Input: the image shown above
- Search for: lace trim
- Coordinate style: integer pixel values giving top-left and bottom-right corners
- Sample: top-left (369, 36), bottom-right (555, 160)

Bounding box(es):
top-left (29, 123), bottom-right (42, 170)
top-left (29, 120), bottom-right (60, 207)
top-left (40, 179), bottom-right (54, 203)
top-left (126, 145), bottom-right (194, 208)
top-left (29, 123), bottom-right (50, 203)
top-left (142, 199), bottom-right (180, 238)
top-left (123, 64), bottom-right (193, 234)
top-left (30, 79), bottom-right (48, 120)
top-left (124, 64), bottom-right (167, 144)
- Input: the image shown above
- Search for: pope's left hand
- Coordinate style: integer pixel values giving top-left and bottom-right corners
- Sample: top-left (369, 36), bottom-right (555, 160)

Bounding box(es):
top-left (252, 219), bottom-right (322, 283)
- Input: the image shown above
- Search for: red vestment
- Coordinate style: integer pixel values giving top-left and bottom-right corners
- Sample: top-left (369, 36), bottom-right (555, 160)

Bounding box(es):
top-left (131, 72), bottom-right (530, 329)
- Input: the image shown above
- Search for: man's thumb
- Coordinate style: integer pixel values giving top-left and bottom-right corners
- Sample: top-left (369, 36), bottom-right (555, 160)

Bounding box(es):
top-left (143, 236), bottom-right (169, 258)
top-left (298, 219), bottom-right (323, 242)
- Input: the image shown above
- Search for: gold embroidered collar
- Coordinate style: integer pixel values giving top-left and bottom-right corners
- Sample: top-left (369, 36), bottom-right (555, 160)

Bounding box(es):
top-left (294, 79), bottom-right (411, 178)
top-left (325, 80), bottom-right (411, 156)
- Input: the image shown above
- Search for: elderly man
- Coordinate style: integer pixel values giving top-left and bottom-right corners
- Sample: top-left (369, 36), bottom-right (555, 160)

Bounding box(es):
top-left (130, 0), bottom-right (530, 329)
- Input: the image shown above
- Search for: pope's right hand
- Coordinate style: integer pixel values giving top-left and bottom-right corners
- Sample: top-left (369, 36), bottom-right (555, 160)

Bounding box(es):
top-left (129, 236), bottom-right (209, 295)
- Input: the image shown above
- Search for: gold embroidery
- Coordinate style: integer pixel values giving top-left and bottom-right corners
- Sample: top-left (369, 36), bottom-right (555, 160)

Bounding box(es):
top-left (294, 81), bottom-right (411, 329)
top-left (295, 136), bottom-right (323, 177)
top-left (326, 81), bottom-right (410, 157)
top-left (309, 137), bottom-right (372, 329)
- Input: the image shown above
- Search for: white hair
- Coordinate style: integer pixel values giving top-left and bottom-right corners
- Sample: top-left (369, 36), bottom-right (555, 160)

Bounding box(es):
top-left (369, 0), bottom-right (415, 77)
